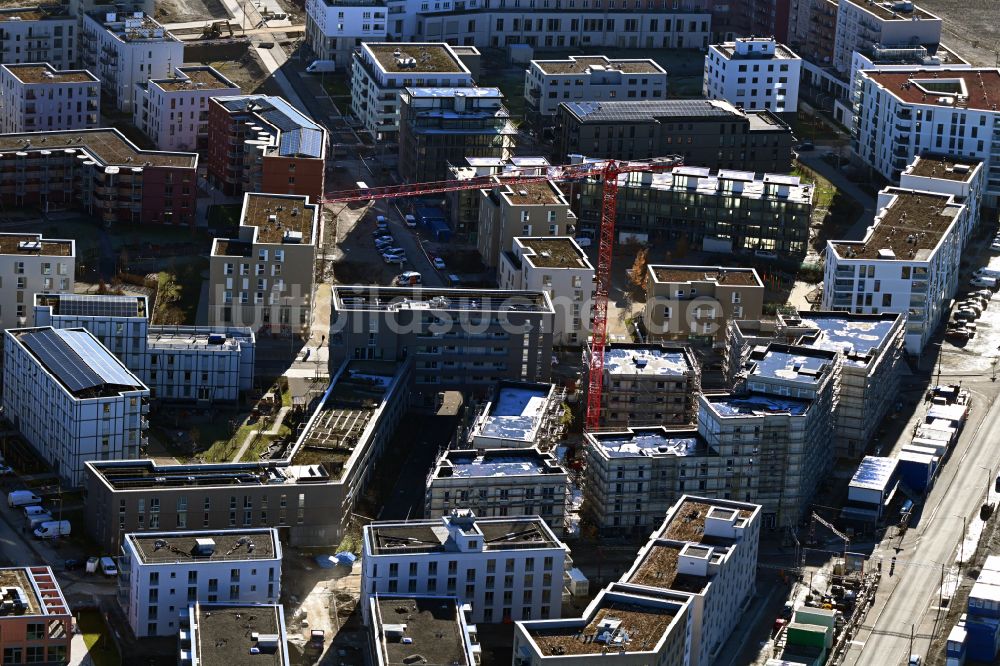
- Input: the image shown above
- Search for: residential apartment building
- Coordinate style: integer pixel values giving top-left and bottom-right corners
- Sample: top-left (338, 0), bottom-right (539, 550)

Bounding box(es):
top-left (0, 567), bottom-right (72, 666)
top-left (852, 68), bottom-right (1000, 204)
top-left (370, 596), bottom-right (479, 666)
top-left (80, 11), bottom-right (183, 113)
top-left (516, 495), bottom-right (760, 666)
top-left (0, 63), bottom-right (99, 134)
top-left (398, 86), bottom-right (516, 183)
top-left (568, 165), bottom-right (814, 256)
top-left (0, 128), bottom-right (198, 227)
top-left (361, 511), bottom-right (569, 624)
top-left (0, 233), bottom-right (74, 329)
top-left (788, 0), bottom-right (838, 67)
top-left (587, 342), bottom-right (701, 428)
top-left (305, 0), bottom-right (388, 67)
top-left (180, 602), bottom-right (290, 666)
top-left (822, 185), bottom-right (972, 354)
top-left (120, 528), bottom-right (281, 637)
top-left (133, 66), bottom-right (240, 152)
top-left (0, 7), bottom-right (77, 70)
top-left (477, 180), bottom-right (576, 269)
top-left (34, 293), bottom-right (255, 403)
top-left (208, 193), bottom-right (318, 334)
top-left (84, 359), bottom-right (411, 552)
top-left (554, 99), bottom-right (795, 172)
top-left (4, 326), bottom-right (149, 488)
top-left (524, 56), bottom-right (668, 126)
top-left (447, 156), bottom-right (550, 243)
top-left (330, 286), bottom-right (555, 396)
top-left (350, 42), bottom-right (474, 141)
top-left (704, 37), bottom-right (802, 114)
top-left (643, 265), bottom-right (765, 346)
top-left (727, 312), bottom-right (905, 460)
top-left (464, 381), bottom-right (563, 451)
top-left (899, 154), bottom-right (984, 249)
top-left (207, 95), bottom-right (327, 201)
top-left (699, 344), bottom-right (839, 528)
top-left (498, 237), bottom-right (594, 346)
top-left (833, 0), bottom-right (942, 75)
top-left (426, 448), bottom-right (568, 535)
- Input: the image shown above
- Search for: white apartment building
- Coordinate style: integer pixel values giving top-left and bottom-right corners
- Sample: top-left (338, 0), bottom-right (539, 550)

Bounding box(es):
top-left (0, 7), bottom-right (77, 69)
top-left (465, 382), bottom-right (562, 450)
top-left (524, 56), bottom-right (667, 123)
top-left (899, 154), bottom-right (984, 251)
top-left (853, 68), bottom-right (1000, 203)
top-left (0, 233), bottom-right (74, 329)
top-left (81, 11), bottom-right (184, 113)
top-left (180, 603), bottom-right (290, 666)
top-left (0, 63), bottom-right (99, 133)
top-left (134, 66), bottom-right (240, 152)
top-left (361, 511), bottom-right (569, 625)
top-left (370, 596), bottom-right (480, 666)
top-left (3, 326), bottom-right (149, 487)
top-left (305, 0), bottom-right (387, 68)
top-left (822, 181), bottom-right (974, 354)
top-left (478, 180), bottom-right (577, 269)
top-left (35, 293), bottom-right (256, 403)
top-left (833, 0), bottom-right (942, 75)
top-left (426, 448), bottom-right (568, 535)
top-left (498, 237), bottom-right (593, 346)
top-left (704, 37), bottom-right (802, 114)
top-left (350, 42), bottom-right (474, 140)
top-left (120, 528), bottom-right (281, 638)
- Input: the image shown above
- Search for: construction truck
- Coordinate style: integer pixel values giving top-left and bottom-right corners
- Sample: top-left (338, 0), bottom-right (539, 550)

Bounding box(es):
top-left (202, 20), bottom-right (233, 39)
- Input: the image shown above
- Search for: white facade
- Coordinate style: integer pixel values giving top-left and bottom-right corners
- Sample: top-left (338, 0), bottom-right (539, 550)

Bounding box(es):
top-left (361, 511), bottom-right (569, 625)
top-left (852, 68), bottom-right (1000, 204)
top-left (133, 66), bottom-right (240, 152)
top-left (120, 528), bottom-right (281, 638)
top-left (0, 63), bottom-right (99, 133)
top-left (305, 0), bottom-right (387, 66)
top-left (350, 42), bottom-right (474, 139)
top-left (833, 0), bottom-right (942, 75)
top-left (4, 326), bottom-right (148, 488)
top-left (704, 38), bottom-right (802, 114)
top-left (524, 56), bottom-right (667, 120)
top-left (498, 237), bottom-right (593, 346)
top-left (81, 11), bottom-right (184, 113)
top-left (0, 9), bottom-right (77, 69)
top-left (0, 234), bottom-right (74, 329)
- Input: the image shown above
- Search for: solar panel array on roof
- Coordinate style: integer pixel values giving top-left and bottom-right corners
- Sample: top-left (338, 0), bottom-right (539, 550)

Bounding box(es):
top-left (220, 95), bottom-right (324, 158)
top-left (20, 328), bottom-right (142, 395)
top-left (563, 99), bottom-right (743, 122)
top-left (52, 294), bottom-right (142, 318)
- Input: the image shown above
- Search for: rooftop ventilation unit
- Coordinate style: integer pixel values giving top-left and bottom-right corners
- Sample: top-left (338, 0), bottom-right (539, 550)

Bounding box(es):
top-left (192, 538), bottom-right (216, 556)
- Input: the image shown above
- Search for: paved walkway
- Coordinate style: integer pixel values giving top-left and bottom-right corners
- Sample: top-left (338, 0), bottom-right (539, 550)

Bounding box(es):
top-left (232, 406), bottom-right (291, 462)
top-left (254, 43), bottom-right (309, 112)
top-left (797, 147), bottom-right (877, 240)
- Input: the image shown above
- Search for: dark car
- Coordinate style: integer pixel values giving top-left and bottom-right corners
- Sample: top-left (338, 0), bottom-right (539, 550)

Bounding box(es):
top-left (63, 558), bottom-right (83, 572)
top-left (797, 141), bottom-right (815, 151)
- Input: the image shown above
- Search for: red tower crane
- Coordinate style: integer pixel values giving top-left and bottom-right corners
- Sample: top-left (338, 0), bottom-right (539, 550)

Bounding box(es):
top-left (318, 156), bottom-right (683, 430)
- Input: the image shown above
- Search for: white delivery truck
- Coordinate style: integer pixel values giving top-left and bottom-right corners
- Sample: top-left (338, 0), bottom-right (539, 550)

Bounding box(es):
top-left (33, 520), bottom-right (70, 539)
top-left (306, 59), bottom-right (336, 73)
top-left (8, 490), bottom-right (42, 508)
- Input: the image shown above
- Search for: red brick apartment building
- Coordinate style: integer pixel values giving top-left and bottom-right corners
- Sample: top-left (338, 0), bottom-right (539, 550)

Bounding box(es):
top-left (207, 95), bottom-right (327, 202)
top-left (0, 566), bottom-right (72, 665)
top-left (0, 129), bottom-right (197, 226)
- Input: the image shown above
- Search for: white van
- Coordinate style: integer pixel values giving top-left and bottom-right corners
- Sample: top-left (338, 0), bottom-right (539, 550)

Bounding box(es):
top-left (27, 513), bottom-right (54, 530)
top-left (100, 557), bottom-right (118, 576)
top-left (33, 520), bottom-right (70, 539)
top-left (8, 490), bottom-right (41, 508)
top-left (306, 59), bottom-right (336, 74)
top-left (23, 505), bottom-right (47, 518)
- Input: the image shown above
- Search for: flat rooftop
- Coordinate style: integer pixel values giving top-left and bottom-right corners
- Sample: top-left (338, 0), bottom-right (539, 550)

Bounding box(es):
top-left (831, 189), bottom-right (960, 261)
top-left (0, 233), bottom-right (72, 256)
top-left (366, 42), bottom-right (468, 74)
top-left (0, 4), bottom-right (69, 21)
top-left (715, 40), bottom-right (799, 60)
top-left (127, 529), bottom-right (277, 564)
top-left (474, 383), bottom-right (552, 443)
top-left (850, 455), bottom-right (897, 492)
top-left (748, 346), bottom-right (832, 386)
top-left (216, 95), bottom-right (325, 159)
top-left (590, 428), bottom-right (707, 459)
top-left (147, 326), bottom-right (253, 350)
top-left (659, 498), bottom-right (754, 542)
top-left (0, 128), bottom-right (197, 168)
top-left (706, 393), bottom-right (812, 417)
top-left (627, 168), bottom-right (813, 205)
top-left (791, 313), bottom-right (899, 364)
top-left (375, 597), bottom-right (471, 666)
top-left (626, 544), bottom-right (707, 593)
top-left (904, 154), bottom-right (980, 182)
top-left (94, 11), bottom-right (178, 42)
top-left (0, 568), bottom-right (41, 616)
top-left (501, 180), bottom-right (565, 206)
top-left (516, 237), bottom-right (591, 270)
top-left (12, 327), bottom-right (144, 399)
top-left (843, 0), bottom-right (937, 21)
top-left (333, 286), bottom-right (553, 313)
top-left (89, 460), bottom-right (330, 491)
top-left (650, 265), bottom-right (763, 287)
top-left (368, 517), bottom-right (559, 555)
top-left (152, 66), bottom-right (237, 92)
top-left (533, 56), bottom-right (665, 75)
top-left (36, 293), bottom-right (145, 318)
top-left (241, 193), bottom-right (317, 245)
top-left (861, 69), bottom-right (1000, 111)
top-left (194, 604), bottom-right (286, 666)
top-left (437, 449), bottom-right (559, 479)
top-left (4, 64), bottom-right (97, 85)
top-left (604, 344), bottom-right (695, 377)
top-left (562, 98), bottom-right (744, 123)
top-left (528, 602), bottom-right (677, 656)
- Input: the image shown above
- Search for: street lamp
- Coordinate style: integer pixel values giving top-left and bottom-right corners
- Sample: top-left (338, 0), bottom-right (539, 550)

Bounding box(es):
top-left (978, 464), bottom-right (996, 503)
top-left (956, 513), bottom-right (968, 579)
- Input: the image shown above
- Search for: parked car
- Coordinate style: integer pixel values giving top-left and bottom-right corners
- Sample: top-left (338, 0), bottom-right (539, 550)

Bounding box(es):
top-left (974, 268), bottom-right (1000, 279)
top-left (383, 253), bottom-right (406, 264)
top-left (960, 301), bottom-right (983, 316)
top-left (908, 655), bottom-right (921, 666)
top-left (99, 557), bottom-right (117, 576)
top-left (23, 505), bottom-right (47, 518)
top-left (796, 141), bottom-right (815, 151)
top-left (404, 214), bottom-right (417, 228)
top-left (375, 215), bottom-right (386, 225)
top-left (971, 276), bottom-right (998, 289)
top-left (946, 327), bottom-right (971, 342)
top-left (63, 559), bottom-right (83, 572)
top-left (395, 271), bottom-right (422, 286)
top-left (954, 309), bottom-right (978, 321)
top-left (432, 257), bottom-right (446, 270)
top-left (0, 465), bottom-right (13, 476)
top-left (375, 238), bottom-right (394, 249)
top-left (973, 289), bottom-right (994, 299)
top-left (575, 236), bottom-right (592, 247)
top-left (990, 241), bottom-right (1000, 252)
